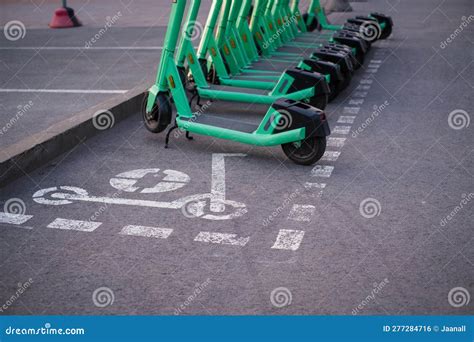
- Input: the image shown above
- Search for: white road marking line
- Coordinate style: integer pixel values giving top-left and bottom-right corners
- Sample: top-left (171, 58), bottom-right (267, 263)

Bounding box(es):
top-left (287, 205), bottom-right (315, 222)
top-left (0, 89), bottom-right (128, 94)
top-left (366, 69), bottom-right (378, 73)
top-left (0, 212), bottom-right (33, 225)
top-left (0, 46), bottom-right (163, 50)
top-left (349, 99), bottom-right (364, 105)
top-left (343, 107), bottom-right (360, 114)
top-left (327, 137), bottom-right (346, 148)
top-left (311, 165), bottom-right (334, 178)
top-left (332, 126), bottom-right (351, 135)
top-left (271, 229), bottom-right (305, 251)
top-left (119, 225), bottom-right (172, 239)
top-left (321, 151), bottom-right (341, 161)
top-left (47, 218), bottom-right (101, 232)
top-left (360, 79), bottom-right (373, 85)
top-left (304, 182), bottom-right (326, 189)
top-left (356, 85), bottom-right (371, 91)
top-left (338, 116), bottom-right (356, 124)
top-left (368, 64), bottom-right (380, 69)
top-left (370, 60), bottom-right (383, 64)
top-left (353, 91), bottom-right (368, 98)
top-left (194, 232), bottom-right (249, 246)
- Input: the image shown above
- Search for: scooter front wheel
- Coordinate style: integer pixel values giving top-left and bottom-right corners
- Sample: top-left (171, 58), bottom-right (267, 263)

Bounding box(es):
top-left (142, 93), bottom-right (172, 134)
top-left (282, 136), bottom-right (327, 166)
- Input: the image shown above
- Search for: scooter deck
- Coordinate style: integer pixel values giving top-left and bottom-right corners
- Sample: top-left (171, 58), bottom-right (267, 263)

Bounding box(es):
top-left (207, 84), bottom-right (269, 95)
top-left (180, 114), bottom-right (259, 133)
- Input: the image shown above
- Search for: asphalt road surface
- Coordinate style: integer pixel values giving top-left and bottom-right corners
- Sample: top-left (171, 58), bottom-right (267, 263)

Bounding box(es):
top-left (0, 0), bottom-right (473, 315)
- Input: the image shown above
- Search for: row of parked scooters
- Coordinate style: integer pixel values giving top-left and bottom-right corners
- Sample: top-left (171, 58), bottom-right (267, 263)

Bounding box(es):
top-left (143, 0), bottom-right (393, 165)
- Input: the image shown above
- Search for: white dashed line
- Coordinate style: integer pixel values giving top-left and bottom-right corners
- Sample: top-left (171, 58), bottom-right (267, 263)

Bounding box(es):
top-left (353, 91), bottom-right (368, 98)
top-left (338, 116), bottom-right (356, 124)
top-left (360, 79), bottom-right (373, 85)
top-left (356, 85), bottom-right (371, 91)
top-left (311, 165), bottom-right (334, 178)
top-left (343, 107), bottom-right (360, 114)
top-left (370, 60), bottom-right (383, 64)
top-left (304, 182), bottom-right (326, 189)
top-left (119, 225), bottom-right (173, 239)
top-left (47, 218), bottom-right (101, 232)
top-left (327, 137), bottom-right (346, 148)
top-left (0, 212), bottom-right (33, 225)
top-left (271, 229), bottom-right (305, 251)
top-left (349, 99), bottom-right (364, 106)
top-left (332, 126), bottom-right (351, 135)
top-left (368, 64), bottom-right (380, 69)
top-left (288, 205), bottom-right (316, 222)
top-left (366, 69), bottom-right (378, 73)
top-left (194, 232), bottom-right (249, 246)
top-left (321, 151), bottom-right (341, 161)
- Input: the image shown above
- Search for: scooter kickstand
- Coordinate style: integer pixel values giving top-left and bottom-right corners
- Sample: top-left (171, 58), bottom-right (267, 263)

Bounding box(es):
top-left (165, 122), bottom-right (178, 149)
top-left (185, 131), bottom-right (193, 140)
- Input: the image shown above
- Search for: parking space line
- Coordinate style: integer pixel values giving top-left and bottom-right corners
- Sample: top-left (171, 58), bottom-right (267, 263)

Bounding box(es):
top-left (349, 99), bottom-right (364, 106)
top-left (332, 126), bottom-right (351, 135)
top-left (321, 151), bottom-right (341, 161)
top-left (47, 218), bottom-right (101, 232)
top-left (353, 91), bottom-right (368, 98)
top-left (0, 212), bottom-right (33, 225)
top-left (194, 232), bottom-right (249, 246)
top-left (327, 137), bottom-right (346, 148)
top-left (0, 89), bottom-right (128, 94)
top-left (311, 165), bottom-right (334, 178)
top-left (338, 116), bottom-right (356, 124)
top-left (287, 205), bottom-right (315, 222)
top-left (0, 46), bottom-right (163, 50)
top-left (343, 107), bottom-right (360, 114)
top-left (119, 225), bottom-right (173, 239)
top-left (304, 182), bottom-right (326, 189)
top-left (271, 229), bottom-right (305, 251)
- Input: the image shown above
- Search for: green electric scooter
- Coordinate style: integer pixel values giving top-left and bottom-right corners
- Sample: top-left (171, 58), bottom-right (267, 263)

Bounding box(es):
top-left (144, 0), bottom-right (330, 166)
top-left (301, 0), bottom-right (393, 40)
top-left (175, 0), bottom-right (331, 110)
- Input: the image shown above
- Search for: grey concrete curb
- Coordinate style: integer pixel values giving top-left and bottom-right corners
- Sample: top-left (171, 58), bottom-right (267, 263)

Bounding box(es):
top-left (0, 84), bottom-right (147, 187)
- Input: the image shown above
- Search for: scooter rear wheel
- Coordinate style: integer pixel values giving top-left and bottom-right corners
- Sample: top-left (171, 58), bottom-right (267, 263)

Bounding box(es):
top-left (309, 94), bottom-right (328, 110)
top-left (282, 136), bottom-right (327, 165)
top-left (142, 93), bottom-right (172, 134)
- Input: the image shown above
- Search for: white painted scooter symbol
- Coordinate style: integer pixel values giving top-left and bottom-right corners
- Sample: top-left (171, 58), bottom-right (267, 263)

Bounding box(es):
top-left (32, 154), bottom-right (247, 220)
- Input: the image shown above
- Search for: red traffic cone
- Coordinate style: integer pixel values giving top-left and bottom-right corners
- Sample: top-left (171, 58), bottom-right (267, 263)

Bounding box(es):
top-left (49, 6), bottom-right (82, 28)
